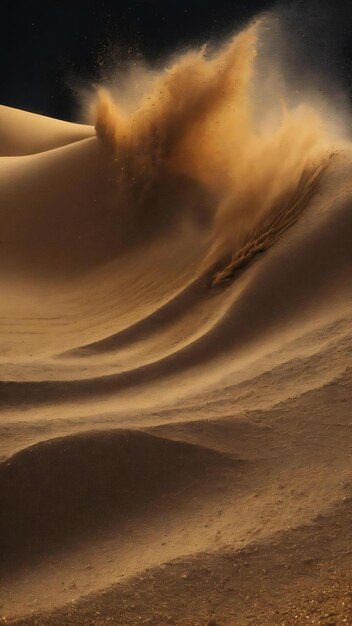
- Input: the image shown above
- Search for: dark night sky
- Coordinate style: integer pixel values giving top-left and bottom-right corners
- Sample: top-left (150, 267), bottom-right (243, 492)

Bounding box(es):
top-left (1, 0), bottom-right (352, 121)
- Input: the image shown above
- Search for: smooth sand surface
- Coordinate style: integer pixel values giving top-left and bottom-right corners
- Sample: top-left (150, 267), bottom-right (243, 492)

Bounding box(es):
top-left (0, 105), bottom-right (94, 156)
top-left (1, 39), bottom-right (352, 625)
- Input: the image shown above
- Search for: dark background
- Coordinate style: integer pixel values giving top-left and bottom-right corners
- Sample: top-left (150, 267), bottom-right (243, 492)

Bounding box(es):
top-left (1, 0), bottom-right (352, 121)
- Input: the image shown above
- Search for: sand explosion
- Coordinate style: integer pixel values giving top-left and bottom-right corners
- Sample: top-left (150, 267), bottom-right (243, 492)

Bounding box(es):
top-left (92, 19), bottom-right (333, 285)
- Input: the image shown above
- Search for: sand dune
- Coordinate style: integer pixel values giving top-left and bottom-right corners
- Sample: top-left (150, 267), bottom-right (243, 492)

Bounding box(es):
top-left (1, 430), bottom-right (234, 568)
top-left (0, 105), bottom-right (94, 156)
top-left (1, 16), bottom-right (352, 626)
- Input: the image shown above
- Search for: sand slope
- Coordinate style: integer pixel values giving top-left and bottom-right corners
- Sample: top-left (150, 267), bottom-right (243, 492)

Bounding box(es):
top-left (0, 105), bottom-right (94, 156)
top-left (1, 63), bottom-right (352, 626)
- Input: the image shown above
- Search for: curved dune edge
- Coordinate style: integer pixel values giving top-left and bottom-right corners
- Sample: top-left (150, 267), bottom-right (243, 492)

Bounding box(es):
top-left (0, 429), bottom-right (237, 569)
top-left (0, 105), bottom-right (94, 156)
top-left (1, 176), bottom-right (352, 404)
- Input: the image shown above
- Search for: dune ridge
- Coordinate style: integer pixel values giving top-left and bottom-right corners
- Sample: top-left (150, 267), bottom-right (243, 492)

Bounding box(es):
top-left (0, 104), bottom-right (94, 156)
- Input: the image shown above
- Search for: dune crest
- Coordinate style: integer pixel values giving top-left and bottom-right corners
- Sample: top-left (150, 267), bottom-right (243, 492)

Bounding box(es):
top-left (0, 104), bottom-right (94, 156)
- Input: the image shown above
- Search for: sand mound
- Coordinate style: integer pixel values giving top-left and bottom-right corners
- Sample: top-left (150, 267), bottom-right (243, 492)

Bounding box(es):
top-left (0, 429), bottom-right (234, 569)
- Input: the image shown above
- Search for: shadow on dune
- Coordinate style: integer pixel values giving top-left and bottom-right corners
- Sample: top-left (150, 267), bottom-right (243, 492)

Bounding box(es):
top-left (0, 429), bottom-right (236, 572)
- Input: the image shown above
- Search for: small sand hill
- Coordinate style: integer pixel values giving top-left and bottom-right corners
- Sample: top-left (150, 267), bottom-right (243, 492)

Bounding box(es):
top-left (0, 429), bottom-right (235, 569)
top-left (0, 105), bottom-right (94, 156)
top-left (1, 18), bottom-right (352, 626)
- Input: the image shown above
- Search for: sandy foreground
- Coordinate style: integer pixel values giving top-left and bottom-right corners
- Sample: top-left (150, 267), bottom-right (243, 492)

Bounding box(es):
top-left (0, 66), bottom-right (352, 626)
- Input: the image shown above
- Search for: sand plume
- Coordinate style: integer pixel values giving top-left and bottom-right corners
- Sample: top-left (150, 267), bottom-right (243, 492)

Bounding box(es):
top-left (91, 18), bottom-right (333, 284)
top-left (0, 19), bottom-right (336, 280)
